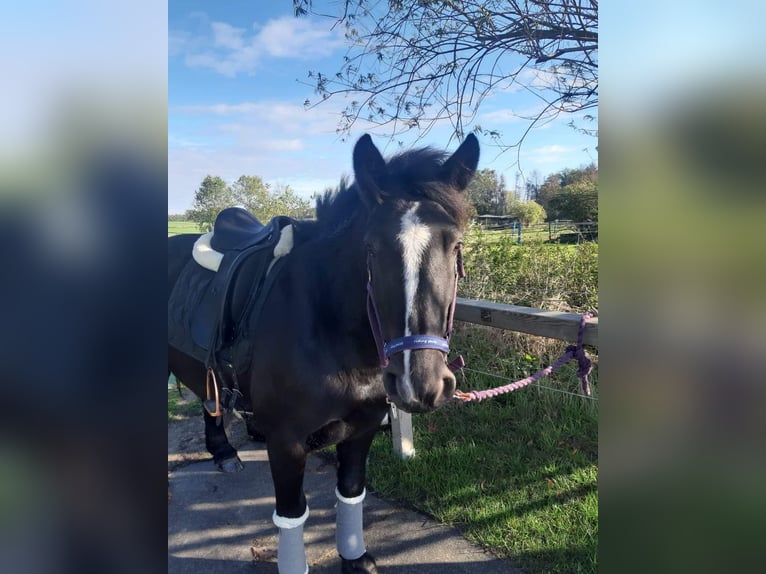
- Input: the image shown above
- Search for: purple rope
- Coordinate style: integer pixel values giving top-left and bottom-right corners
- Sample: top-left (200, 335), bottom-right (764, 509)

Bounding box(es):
top-left (454, 312), bottom-right (594, 402)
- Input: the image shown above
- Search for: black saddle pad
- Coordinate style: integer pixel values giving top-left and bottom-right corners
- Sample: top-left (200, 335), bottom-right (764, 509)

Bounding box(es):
top-left (168, 260), bottom-right (216, 365)
top-left (168, 215), bottom-right (294, 370)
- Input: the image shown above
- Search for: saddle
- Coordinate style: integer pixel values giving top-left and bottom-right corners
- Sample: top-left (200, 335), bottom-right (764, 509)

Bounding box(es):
top-left (177, 207), bottom-right (297, 415)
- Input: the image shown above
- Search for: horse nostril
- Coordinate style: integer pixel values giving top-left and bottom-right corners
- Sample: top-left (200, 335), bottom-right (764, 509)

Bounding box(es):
top-left (440, 370), bottom-right (457, 403)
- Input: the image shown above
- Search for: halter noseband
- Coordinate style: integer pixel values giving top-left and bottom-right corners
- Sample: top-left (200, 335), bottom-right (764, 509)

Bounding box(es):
top-left (366, 248), bottom-right (465, 369)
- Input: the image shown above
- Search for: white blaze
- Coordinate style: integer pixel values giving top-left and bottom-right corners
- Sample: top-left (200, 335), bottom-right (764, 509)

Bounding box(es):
top-left (397, 203), bottom-right (431, 401)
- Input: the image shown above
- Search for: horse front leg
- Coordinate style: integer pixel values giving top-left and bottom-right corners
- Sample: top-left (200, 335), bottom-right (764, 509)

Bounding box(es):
top-left (336, 429), bottom-right (379, 574)
top-left (268, 438), bottom-right (309, 574)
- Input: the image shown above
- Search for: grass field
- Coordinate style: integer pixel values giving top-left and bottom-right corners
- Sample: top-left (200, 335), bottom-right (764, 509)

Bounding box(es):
top-left (168, 220), bottom-right (201, 235)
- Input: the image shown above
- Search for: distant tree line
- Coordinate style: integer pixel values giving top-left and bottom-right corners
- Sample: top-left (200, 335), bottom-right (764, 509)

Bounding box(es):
top-left (172, 164), bottom-right (597, 230)
top-left (467, 164), bottom-right (597, 225)
top-left (185, 175), bottom-right (314, 232)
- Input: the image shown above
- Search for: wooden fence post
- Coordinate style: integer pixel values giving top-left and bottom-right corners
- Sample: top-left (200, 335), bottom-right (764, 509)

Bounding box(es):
top-left (390, 405), bottom-right (415, 459)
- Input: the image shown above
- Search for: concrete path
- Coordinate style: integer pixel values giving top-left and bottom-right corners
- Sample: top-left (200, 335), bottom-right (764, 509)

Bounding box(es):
top-left (168, 441), bottom-right (522, 573)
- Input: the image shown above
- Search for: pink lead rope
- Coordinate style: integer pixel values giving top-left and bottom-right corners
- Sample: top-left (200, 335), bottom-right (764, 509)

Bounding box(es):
top-left (453, 312), bottom-right (594, 402)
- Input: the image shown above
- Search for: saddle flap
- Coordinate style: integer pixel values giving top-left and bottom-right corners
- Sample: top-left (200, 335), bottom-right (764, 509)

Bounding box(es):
top-left (189, 246), bottom-right (272, 351)
top-left (190, 217), bottom-right (294, 357)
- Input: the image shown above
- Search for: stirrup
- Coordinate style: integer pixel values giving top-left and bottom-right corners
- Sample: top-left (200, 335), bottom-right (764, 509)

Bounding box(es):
top-left (204, 368), bottom-right (222, 417)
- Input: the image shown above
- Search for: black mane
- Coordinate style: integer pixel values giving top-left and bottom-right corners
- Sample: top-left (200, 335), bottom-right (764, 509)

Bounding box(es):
top-left (311, 147), bottom-right (470, 236)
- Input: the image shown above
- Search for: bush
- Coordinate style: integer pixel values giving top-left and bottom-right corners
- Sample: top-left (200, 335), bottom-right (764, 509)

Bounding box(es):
top-left (461, 223), bottom-right (598, 313)
top-left (506, 199), bottom-right (547, 226)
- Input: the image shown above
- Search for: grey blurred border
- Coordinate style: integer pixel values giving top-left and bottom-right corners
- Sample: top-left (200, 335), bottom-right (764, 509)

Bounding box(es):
top-left (0, 2), bottom-right (167, 573)
top-left (601, 1), bottom-right (766, 572)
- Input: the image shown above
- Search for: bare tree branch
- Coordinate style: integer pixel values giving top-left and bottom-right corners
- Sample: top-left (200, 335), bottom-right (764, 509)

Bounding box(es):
top-left (295, 0), bottom-right (598, 149)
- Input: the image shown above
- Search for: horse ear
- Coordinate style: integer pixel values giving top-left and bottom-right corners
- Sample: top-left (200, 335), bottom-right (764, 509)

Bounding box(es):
top-left (440, 133), bottom-right (480, 191)
top-left (353, 134), bottom-right (388, 206)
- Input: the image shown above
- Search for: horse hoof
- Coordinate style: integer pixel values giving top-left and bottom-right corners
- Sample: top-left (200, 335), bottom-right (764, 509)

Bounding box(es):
top-left (341, 552), bottom-right (378, 573)
top-left (216, 456), bottom-right (244, 473)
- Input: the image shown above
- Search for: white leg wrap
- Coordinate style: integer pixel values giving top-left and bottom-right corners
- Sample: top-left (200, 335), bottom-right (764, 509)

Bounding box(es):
top-left (273, 506), bottom-right (309, 574)
top-left (335, 488), bottom-right (366, 560)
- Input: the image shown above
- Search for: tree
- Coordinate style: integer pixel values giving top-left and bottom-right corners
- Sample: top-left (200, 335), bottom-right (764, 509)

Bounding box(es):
top-left (506, 198), bottom-right (547, 226)
top-left (466, 169), bottom-right (507, 216)
top-left (231, 176), bottom-right (313, 220)
top-left (525, 169), bottom-right (542, 202)
top-left (537, 163), bottom-right (597, 212)
top-left (188, 175), bottom-right (233, 231)
top-left (295, 0), bottom-right (597, 147)
top-left (231, 175), bottom-right (273, 220)
top-left (269, 184), bottom-right (314, 220)
top-left (547, 180), bottom-right (597, 221)
top-left (188, 175), bottom-right (315, 231)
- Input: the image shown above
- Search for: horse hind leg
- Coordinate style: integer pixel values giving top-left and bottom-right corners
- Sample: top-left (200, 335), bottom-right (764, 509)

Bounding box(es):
top-left (169, 346), bottom-right (244, 472)
top-left (336, 430), bottom-right (379, 574)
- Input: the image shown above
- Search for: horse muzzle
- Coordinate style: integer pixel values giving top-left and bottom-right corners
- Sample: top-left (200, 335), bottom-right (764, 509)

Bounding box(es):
top-left (383, 349), bottom-right (456, 413)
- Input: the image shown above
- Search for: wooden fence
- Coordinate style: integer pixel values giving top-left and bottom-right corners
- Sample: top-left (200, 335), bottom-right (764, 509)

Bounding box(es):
top-left (390, 297), bottom-right (599, 459)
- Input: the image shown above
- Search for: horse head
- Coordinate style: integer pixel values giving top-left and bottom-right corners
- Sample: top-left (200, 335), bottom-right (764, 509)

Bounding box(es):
top-left (353, 134), bottom-right (480, 413)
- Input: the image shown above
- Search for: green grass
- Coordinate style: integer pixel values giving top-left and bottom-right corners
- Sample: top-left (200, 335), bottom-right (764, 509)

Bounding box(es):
top-left (368, 324), bottom-right (598, 574)
top-left (168, 220), bottom-right (201, 236)
top-left (167, 376), bottom-right (201, 421)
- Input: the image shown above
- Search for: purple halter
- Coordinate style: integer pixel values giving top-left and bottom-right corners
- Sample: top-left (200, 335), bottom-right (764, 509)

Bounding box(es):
top-left (366, 248), bottom-right (465, 370)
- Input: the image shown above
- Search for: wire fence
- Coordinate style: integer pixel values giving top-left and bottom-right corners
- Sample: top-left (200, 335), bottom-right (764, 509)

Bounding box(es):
top-left (476, 219), bottom-right (598, 244)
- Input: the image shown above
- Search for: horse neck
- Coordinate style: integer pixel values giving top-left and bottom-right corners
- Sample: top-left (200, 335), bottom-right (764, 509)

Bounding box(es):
top-left (322, 220), bottom-right (367, 318)
top-left (306, 219), bottom-right (378, 365)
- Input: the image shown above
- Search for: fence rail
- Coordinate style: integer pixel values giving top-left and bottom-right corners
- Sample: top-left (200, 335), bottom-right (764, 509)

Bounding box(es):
top-left (453, 298), bottom-right (598, 346)
top-left (390, 298), bottom-right (599, 459)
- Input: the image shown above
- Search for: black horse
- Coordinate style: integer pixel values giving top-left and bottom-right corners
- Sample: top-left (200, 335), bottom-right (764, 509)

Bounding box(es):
top-left (168, 133), bottom-right (479, 573)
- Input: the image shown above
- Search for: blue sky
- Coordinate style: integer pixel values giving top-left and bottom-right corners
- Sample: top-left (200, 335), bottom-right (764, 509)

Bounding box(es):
top-left (168, 1), bottom-right (598, 214)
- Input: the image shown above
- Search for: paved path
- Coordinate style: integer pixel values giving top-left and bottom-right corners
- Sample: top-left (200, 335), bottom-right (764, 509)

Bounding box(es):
top-left (168, 441), bottom-right (522, 573)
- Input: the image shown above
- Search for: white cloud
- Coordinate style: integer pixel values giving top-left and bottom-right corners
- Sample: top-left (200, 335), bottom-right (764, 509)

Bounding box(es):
top-left (173, 98), bottom-right (378, 140)
top-left (175, 15), bottom-right (344, 77)
top-left (478, 109), bottom-right (522, 124)
top-left (211, 22), bottom-right (246, 50)
top-left (169, 29), bottom-right (191, 56)
top-left (535, 144), bottom-right (578, 154)
top-left (478, 103), bottom-right (552, 126)
top-left (522, 144), bottom-right (582, 164)
top-left (257, 17), bottom-right (344, 59)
